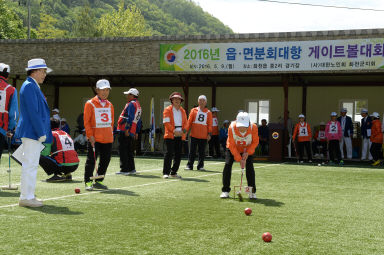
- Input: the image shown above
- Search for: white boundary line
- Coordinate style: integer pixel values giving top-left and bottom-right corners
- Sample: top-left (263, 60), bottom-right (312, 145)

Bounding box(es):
top-left (0, 163), bottom-right (282, 209)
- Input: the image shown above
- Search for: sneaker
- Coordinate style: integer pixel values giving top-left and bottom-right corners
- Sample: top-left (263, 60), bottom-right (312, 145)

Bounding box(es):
top-left (308, 160), bottom-right (313, 163)
top-left (93, 181), bottom-right (108, 190)
top-left (126, 170), bottom-right (137, 175)
top-left (46, 174), bottom-right (65, 182)
top-left (220, 192), bottom-right (229, 198)
top-left (85, 181), bottom-right (93, 191)
top-left (116, 171), bottom-right (128, 175)
top-left (163, 174), bottom-right (169, 179)
top-left (249, 193), bottom-right (257, 200)
top-left (19, 198), bottom-right (43, 207)
top-left (170, 174), bottom-right (182, 179)
top-left (184, 166), bottom-right (192, 170)
top-left (314, 153), bottom-right (319, 157)
top-left (297, 161), bottom-right (304, 164)
top-left (372, 160), bottom-right (381, 166)
top-left (197, 168), bottom-right (206, 171)
top-left (63, 173), bottom-right (72, 181)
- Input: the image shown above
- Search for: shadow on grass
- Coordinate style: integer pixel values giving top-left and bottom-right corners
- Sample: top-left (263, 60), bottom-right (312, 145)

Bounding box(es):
top-left (100, 189), bottom-right (139, 196)
top-left (27, 204), bottom-right (83, 215)
top-left (182, 178), bottom-right (209, 183)
top-left (0, 191), bottom-right (20, 197)
top-left (129, 174), bottom-right (160, 179)
top-left (41, 180), bottom-right (83, 184)
top-left (249, 197), bottom-right (285, 207)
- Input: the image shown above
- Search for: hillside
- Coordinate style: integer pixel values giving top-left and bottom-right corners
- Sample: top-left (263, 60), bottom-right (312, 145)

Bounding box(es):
top-left (3, 0), bottom-right (233, 39)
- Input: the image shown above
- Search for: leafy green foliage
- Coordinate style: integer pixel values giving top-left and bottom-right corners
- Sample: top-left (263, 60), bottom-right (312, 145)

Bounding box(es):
top-left (4, 0), bottom-right (233, 39)
top-left (36, 13), bottom-right (68, 39)
top-left (0, 0), bottom-right (26, 39)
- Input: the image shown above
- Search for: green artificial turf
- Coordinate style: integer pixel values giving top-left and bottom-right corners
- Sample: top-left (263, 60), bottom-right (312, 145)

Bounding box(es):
top-left (0, 156), bottom-right (383, 254)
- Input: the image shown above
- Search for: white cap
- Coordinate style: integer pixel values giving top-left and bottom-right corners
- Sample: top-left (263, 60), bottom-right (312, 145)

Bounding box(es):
top-left (236, 112), bottom-right (250, 128)
top-left (361, 108), bottom-right (368, 114)
top-left (52, 115), bottom-right (60, 121)
top-left (52, 108), bottom-right (59, 113)
top-left (0, 63), bottom-right (10, 73)
top-left (331, 112), bottom-right (337, 116)
top-left (319, 122), bottom-right (325, 125)
top-left (124, 88), bottom-right (139, 96)
top-left (298, 114), bottom-right (305, 118)
top-left (371, 112), bottom-right (380, 118)
top-left (61, 118), bottom-right (66, 122)
top-left (223, 120), bottom-right (229, 124)
top-left (211, 107), bottom-right (220, 112)
top-left (26, 58), bottom-right (52, 73)
top-left (96, 79), bottom-right (111, 90)
top-left (198, 95), bottom-right (207, 101)
top-left (341, 108), bottom-right (347, 113)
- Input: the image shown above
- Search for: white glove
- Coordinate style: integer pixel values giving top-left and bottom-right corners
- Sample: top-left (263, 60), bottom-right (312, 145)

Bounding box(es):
top-left (38, 135), bottom-right (46, 143)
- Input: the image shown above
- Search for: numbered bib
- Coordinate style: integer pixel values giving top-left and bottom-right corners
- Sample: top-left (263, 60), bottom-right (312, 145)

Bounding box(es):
top-left (0, 89), bottom-right (7, 113)
top-left (194, 110), bottom-right (208, 125)
top-left (134, 107), bottom-right (142, 123)
top-left (318, 131), bottom-right (325, 139)
top-left (329, 123), bottom-right (338, 134)
top-left (232, 124), bottom-right (253, 146)
top-left (212, 117), bottom-right (218, 127)
top-left (95, 107), bottom-right (112, 128)
top-left (299, 126), bottom-right (308, 136)
top-left (58, 135), bottom-right (75, 151)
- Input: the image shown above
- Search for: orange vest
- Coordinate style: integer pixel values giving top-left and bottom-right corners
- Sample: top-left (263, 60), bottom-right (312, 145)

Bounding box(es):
top-left (293, 122), bottom-right (312, 142)
top-left (163, 105), bottom-right (187, 140)
top-left (370, 119), bottom-right (383, 144)
top-left (212, 116), bottom-right (219, 135)
top-left (227, 121), bottom-right (259, 162)
top-left (186, 107), bottom-right (212, 139)
top-left (84, 96), bottom-right (114, 144)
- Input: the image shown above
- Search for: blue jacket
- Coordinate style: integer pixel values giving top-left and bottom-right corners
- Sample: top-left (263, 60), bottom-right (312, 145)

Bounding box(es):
top-left (361, 116), bottom-right (372, 138)
top-left (15, 77), bottom-right (53, 143)
top-left (118, 100), bottom-right (142, 137)
top-left (337, 115), bottom-right (353, 137)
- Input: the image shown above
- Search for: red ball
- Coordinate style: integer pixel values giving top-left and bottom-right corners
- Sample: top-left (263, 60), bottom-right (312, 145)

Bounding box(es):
top-left (244, 207), bottom-right (252, 216)
top-left (75, 188), bottom-right (81, 194)
top-left (262, 232), bottom-right (272, 242)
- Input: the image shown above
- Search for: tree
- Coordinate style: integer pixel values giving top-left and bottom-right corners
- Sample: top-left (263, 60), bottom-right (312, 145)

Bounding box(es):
top-left (97, 1), bottom-right (152, 37)
top-left (0, 0), bottom-right (26, 39)
top-left (36, 13), bottom-right (67, 39)
top-left (72, 0), bottom-right (99, 37)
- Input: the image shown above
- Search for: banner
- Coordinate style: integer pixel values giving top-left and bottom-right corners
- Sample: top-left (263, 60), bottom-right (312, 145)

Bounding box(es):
top-left (160, 38), bottom-right (384, 72)
top-left (149, 97), bottom-right (155, 152)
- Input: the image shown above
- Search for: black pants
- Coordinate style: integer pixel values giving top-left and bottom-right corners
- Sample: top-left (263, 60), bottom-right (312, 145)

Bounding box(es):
top-left (163, 137), bottom-right (182, 175)
top-left (259, 140), bottom-right (269, 156)
top-left (222, 149), bottom-right (256, 193)
top-left (370, 143), bottom-right (382, 161)
top-left (209, 135), bottom-right (221, 158)
top-left (39, 155), bottom-right (78, 176)
top-left (118, 133), bottom-right (135, 172)
top-left (312, 141), bottom-right (327, 156)
top-left (187, 137), bottom-right (207, 170)
top-left (74, 142), bottom-right (87, 152)
top-left (0, 133), bottom-right (7, 159)
top-left (328, 140), bottom-right (341, 162)
top-left (84, 141), bottom-right (112, 183)
top-left (298, 141), bottom-right (312, 161)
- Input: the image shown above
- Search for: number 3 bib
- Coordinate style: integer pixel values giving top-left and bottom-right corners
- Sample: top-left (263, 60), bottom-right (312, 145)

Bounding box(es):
top-left (95, 107), bottom-right (112, 128)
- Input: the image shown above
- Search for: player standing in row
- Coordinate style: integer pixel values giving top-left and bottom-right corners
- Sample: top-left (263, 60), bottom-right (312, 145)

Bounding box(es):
top-left (312, 122), bottom-right (327, 158)
top-left (83, 79), bottom-right (114, 191)
top-left (0, 63), bottom-right (18, 159)
top-left (162, 92), bottom-right (187, 179)
top-left (325, 112), bottom-right (343, 165)
top-left (185, 95), bottom-right (212, 171)
top-left (209, 107), bottom-right (221, 158)
top-left (220, 112), bottom-right (259, 199)
top-left (360, 109), bottom-right (373, 161)
top-left (337, 108), bottom-right (353, 160)
top-left (369, 112), bottom-right (383, 166)
top-left (292, 114), bottom-right (312, 163)
top-left (16, 58), bottom-right (53, 207)
top-left (116, 88), bottom-right (142, 175)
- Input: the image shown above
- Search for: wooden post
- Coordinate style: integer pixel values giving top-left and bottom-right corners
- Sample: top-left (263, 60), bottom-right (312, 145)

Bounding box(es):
top-left (212, 84), bottom-right (216, 107)
top-left (180, 75), bottom-right (190, 113)
top-left (282, 75), bottom-right (289, 129)
top-left (302, 85), bottom-right (307, 116)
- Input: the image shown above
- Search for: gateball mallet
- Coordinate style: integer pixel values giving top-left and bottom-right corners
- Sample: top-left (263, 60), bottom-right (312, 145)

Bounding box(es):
top-left (90, 146), bottom-right (104, 180)
top-left (2, 136), bottom-right (18, 190)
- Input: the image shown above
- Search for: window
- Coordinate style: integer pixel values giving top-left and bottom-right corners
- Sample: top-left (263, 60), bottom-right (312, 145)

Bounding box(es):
top-left (246, 100), bottom-right (270, 125)
top-left (340, 100), bottom-right (368, 122)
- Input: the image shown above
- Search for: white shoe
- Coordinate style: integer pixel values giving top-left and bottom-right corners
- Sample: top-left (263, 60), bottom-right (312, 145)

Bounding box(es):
top-left (308, 160), bottom-right (313, 163)
top-left (220, 192), bottom-right (229, 198)
top-left (314, 153), bottom-right (319, 157)
top-left (19, 198), bottom-right (43, 207)
top-left (249, 193), bottom-right (257, 200)
top-left (163, 175), bottom-right (169, 179)
top-left (184, 166), bottom-right (192, 170)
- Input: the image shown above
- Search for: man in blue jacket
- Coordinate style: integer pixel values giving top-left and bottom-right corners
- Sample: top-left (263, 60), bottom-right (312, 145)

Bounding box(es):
top-left (337, 108), bottom-right (354, 159)
top-left (360, 108), bottom-right (373, 161)
top-left (15, 58), bottom-right (53, 207)
top-left (0, 63), bottom-right (18, 159)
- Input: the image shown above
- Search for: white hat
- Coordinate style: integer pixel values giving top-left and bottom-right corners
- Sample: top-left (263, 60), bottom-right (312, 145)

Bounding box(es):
top-left (0, 63), bottom-right (10, 73)
top-left (96, 79), bottom-right (111, 90)
top-left (52, 108), bottom-right (59, 113)
top-left (26, 58), bottom-right (52, 73)
top-left (236, 112), bottom-right (250, 128)
top-left (298, 114), bottom-right (305, 118)
top-left (371, 112), bottom-right (380, 118)
top-left (52, 115), bottom-right (60, 121)
top-left (61, 118), bottom-right (66, 122)
top-left (198, 95), bottom-right (207, 101)
top-left (211, 107), bottom-right (220, 112)
top-left (361, 108), bottom-right (368, 114)
top-left (223, 120), bottom-right (229, 124)
top-left (331, 112), bottom-right (337, 116)
top-left (319, 122), bottom-right (325, 125)
top-left (124, 88), bottom-right (139, 96)
top-left (341, 108), bottom-right (347, 113)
